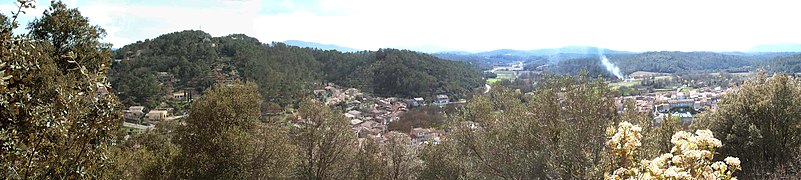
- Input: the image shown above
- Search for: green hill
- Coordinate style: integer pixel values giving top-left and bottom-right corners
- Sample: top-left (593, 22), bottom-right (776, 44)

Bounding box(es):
top-left (109, 30), bottom-right (483, 109)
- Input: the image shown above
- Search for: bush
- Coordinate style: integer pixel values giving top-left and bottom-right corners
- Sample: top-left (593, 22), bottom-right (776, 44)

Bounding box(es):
top-left (605, 121), bottom-right (741, 179)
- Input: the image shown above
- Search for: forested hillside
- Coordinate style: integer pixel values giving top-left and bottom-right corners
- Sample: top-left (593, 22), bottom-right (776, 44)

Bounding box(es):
top-left (763, 53), bottom-right (801, 73)
top-left (604, 52), bottom-right (757, 73)
top-left (110, 31), bottom-right (483, 108)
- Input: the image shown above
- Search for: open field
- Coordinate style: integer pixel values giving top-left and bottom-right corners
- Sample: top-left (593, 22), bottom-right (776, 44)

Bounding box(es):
top-left (609, 80), bottom-right (641, 89)
top-left (495, 72), bottom-right (516, 79)
top-left (487, 71), bottom-right (516, 83)
top-left (609, 75), bottom-right (672, 89)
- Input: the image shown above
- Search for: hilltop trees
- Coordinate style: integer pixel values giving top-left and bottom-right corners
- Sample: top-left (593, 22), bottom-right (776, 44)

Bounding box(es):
top-left (111, 35), bottom-right (483, 110)
top-left (1, 1), bottom-right (121, 178)
top-left (359, 49), bottom-right (484, 98)
top-left (694, 72), bottom-right (801, 178)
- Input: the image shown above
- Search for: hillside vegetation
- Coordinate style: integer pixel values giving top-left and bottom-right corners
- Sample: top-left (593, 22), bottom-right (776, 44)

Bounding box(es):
top-left (110, 31), bottom-right (483, 108)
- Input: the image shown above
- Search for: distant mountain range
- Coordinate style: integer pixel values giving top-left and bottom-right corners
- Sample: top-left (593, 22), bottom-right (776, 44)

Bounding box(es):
top-left (282, 40), bottom-right (361, 52)
top-left (471, 46), bottom-right (632, 57)
top-left (281, 40), bottom-right (801, 55)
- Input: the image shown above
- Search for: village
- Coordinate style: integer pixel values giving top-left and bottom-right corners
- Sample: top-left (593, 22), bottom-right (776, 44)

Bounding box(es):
top-left (487, 60), bottom-right (740, 125)
top-left (119, 69), bottom-right (454, 146)
top-left (309, 84), bottom-right (451, 145)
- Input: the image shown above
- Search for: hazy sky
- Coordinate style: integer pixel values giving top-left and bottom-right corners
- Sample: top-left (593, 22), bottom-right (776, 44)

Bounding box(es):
top-left (3, 0), bottom-right (801, 52)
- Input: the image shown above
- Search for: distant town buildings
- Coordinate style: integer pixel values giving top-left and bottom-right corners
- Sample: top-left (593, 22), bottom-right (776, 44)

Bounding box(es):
top-left (617, 85), bottom-right (728, 124)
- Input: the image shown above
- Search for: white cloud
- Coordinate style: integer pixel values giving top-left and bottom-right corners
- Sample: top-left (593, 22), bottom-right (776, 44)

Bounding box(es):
top-left (248, 0), bottom-right (801, 52)
top-left (5, 0), bottom-right (801, 51)
top-left (67, 0), bottom-right (262, 47)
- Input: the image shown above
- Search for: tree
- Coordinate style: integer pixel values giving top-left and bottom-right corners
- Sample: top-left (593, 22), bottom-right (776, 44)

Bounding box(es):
top-left (29, 0), bottom-right (113, 75)
top-left (419, 139), bottom-right (466, 179)
top-left (1, 1), bottom-right (122, 178)
top-left (352, 137), bottom-right (385, 180)
top-left (380, 132), bottom-right (420, 180)
top-left (533, 74), bottom-right (618, 178)
top-left (445, 86), bottom-right (548, 179)
top-left (172, 82), bottom-right (296, 179)
top-left (693, 72), bottom-right (801, 178)
top-left (292, 99), bottom-right (357, 179)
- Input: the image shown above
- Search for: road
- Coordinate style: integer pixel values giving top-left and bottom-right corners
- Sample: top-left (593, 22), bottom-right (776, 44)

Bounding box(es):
top-left (123, 122), bottom-right (154, 130)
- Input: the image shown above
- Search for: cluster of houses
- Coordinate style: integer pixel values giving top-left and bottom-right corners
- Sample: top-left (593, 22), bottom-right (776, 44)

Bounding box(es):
top-left (122, 71), bottom-right (192, 130)
top-left (616, 86), bottom-right (728, 124)
top-left (312, 84), bottom-right (449, 145)
top-left (122, 105), bottom-right (186, 126)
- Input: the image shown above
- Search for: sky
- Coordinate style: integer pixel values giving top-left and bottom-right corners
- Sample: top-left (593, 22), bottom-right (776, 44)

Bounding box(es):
top-left (3, 0), bottom-right (801, 53)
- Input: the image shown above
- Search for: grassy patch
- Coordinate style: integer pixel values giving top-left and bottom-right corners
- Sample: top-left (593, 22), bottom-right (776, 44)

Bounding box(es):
top-left (495, 73), bottom-right (515, 79)
top-left (609, 80), bottom-right (642, 88)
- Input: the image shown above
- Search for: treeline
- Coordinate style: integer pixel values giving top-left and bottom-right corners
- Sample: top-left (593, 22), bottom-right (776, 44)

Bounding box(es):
top-left (111, 31), bottom-right (483, 108)
top-left (601, 51), bottom-right (755, 73)
top-left (604, 51), bottom-right (799, 74)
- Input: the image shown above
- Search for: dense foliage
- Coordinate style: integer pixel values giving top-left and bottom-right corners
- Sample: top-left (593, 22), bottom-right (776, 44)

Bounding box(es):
top-left (111, 33), bottom-right (483, 109)
top-left (171, 83), bottom-right (297, 179)
top-left (1, 1), bottom-right (121, 178)
top-left (419, 74), bottom-right (620, 179)
top-left (694, 72), bottom-right (801, 178)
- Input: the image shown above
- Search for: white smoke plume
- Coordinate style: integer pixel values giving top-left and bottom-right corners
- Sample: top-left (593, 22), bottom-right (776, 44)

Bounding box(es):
top-left (600, 55), bottom-right (624, 80)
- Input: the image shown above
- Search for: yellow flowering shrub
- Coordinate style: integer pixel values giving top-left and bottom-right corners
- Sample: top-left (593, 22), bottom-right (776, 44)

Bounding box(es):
top-left (605, 121), bottom-right (741, 180)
